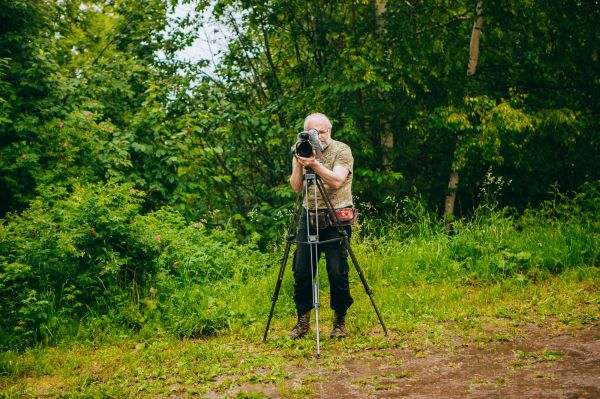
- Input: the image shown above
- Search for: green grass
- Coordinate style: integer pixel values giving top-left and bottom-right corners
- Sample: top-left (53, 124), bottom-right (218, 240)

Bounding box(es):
top-left (1, 267), bottom-right (598, 397)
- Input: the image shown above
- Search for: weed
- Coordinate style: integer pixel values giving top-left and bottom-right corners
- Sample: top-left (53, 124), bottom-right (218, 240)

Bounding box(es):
top-left (382, 371), bottom-right (410, 379)
top-left (471, 376), bottom-right (508, 387)
top-left (235, 391), bottom-right (269, 399)
top-left (512, 349), bottom-right (565, 370)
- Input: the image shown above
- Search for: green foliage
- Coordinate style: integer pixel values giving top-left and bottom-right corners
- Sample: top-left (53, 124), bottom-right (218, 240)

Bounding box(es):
top-left (2, 0), bottom-right (599, 237)
top-left (0, 182), bottom-right (145, 347)
top-left (0, 0), bottom-right (195, 216)
top-left (353, 180), bottom-right (599, 288)
top-left (0, 182), bottom-right (275, 349)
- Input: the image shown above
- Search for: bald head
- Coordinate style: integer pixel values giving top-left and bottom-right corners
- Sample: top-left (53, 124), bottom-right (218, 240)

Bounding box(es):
top-left (304, 113), bottom-right (332, 131)
top-left (304, 113), bottom-right (333, 149)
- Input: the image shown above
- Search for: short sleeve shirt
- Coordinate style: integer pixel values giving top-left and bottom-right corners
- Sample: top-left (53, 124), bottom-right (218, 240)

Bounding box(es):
top-left (294, 139), bottom-right (354, 209)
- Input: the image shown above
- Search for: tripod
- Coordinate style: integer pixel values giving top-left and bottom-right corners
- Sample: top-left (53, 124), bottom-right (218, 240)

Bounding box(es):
top-left (263, 167), bottom-right (388, 357)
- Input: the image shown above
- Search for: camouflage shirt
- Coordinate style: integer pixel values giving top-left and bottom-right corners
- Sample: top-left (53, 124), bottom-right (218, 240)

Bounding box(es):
top-left (293, 139), bottom-right (354, 210)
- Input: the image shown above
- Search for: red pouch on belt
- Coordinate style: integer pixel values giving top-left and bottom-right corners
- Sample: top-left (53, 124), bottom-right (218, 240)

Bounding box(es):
top-left (331, 207), bottom-right (358, 226)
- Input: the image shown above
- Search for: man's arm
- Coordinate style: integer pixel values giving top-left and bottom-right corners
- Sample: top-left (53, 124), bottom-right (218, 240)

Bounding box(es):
top-left (295, 152), bottom-right (349, 190)
top-left (312, 163), bottom-right (348, 190)
top-left (290, 157), bottom-right (304, 192)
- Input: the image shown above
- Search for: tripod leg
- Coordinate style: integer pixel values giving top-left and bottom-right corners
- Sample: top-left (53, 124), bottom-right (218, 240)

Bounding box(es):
top-left (304, 170), bottom-right (322, 357)
top-left (263, 235), bottom-right (294, 342)
top-left (342, 237), bottom-right (388, 336)
top-left (313, 177), bottom-right (388, 336)
top-left (263, 184), bottom-right (305, 343)
top-left (311, 242), bottom-right (321, 357)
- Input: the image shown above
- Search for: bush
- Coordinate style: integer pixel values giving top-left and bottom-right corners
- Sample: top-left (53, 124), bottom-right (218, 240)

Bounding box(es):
top-left (0, 182), bottom-right (149, 348)
top-left (0, 182), bottom-right (274, 349)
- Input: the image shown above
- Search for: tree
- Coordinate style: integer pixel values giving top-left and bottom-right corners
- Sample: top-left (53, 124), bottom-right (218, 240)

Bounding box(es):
top-left (444, 1), bottom-right (484, 230)
top-left (0, 0), bottom-right (199, 216)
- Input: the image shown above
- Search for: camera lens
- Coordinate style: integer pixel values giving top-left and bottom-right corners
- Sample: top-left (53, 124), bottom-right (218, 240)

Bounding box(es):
top-left (296, 141), bottom-right (313, 158)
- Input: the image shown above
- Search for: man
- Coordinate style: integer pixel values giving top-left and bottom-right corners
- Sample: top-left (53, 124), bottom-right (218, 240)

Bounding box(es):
top-left (289, 113), bottom-right (354, 339)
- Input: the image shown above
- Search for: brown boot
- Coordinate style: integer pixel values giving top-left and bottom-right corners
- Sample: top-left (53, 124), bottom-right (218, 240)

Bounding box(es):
top-left (330, 311), bottom-right (347, 338)
top-left (288, 311), bottom-right (310, 339)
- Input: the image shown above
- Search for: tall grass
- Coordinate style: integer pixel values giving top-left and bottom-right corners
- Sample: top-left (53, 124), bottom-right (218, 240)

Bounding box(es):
top-left (196, 181), bottom-right (599, 341)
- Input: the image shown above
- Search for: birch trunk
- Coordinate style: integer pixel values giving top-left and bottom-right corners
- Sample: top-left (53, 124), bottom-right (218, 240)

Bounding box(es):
top-left (445, 2), bottom-right (483, 231)
top-left (374, 1), bottom-right (393, 166)
top-left (467, 2), bottom-right (484, 76)
top-left (375, 0), bottom-right (387, 32)
top-left (444, 170), bottom-right (460, 231)
top-left (444, 131), bottom-right (463, 231)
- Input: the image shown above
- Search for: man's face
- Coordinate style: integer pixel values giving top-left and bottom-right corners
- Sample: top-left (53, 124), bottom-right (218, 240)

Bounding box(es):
top-left (306, 119), bottom-right (332, 148)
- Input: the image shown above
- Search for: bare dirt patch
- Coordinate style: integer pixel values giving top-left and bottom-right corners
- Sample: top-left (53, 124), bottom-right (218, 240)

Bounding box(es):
top-left (311, 323), bottom-right (600, 399)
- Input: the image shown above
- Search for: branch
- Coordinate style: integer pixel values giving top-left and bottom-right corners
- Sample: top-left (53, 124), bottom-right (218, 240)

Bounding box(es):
top-left (200, 135), bottom-right (275, 208)
top-left (226, 13), bottom-right (270, 101)
top-left (416, 12), bottom-right (470, 35)
top-left (257, 12), bottom-right (282, 93)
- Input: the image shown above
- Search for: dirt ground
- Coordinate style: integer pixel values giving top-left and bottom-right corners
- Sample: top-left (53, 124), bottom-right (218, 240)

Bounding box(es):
top-left (322, 325), bottom-right (600, 398)
top-left (246, 323), bottom-right (600, 399)
top-left (3, 323), bottom-right (599, 398)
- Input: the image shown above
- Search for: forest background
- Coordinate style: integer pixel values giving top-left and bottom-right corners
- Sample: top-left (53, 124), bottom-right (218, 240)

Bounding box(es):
top-left (0, 0), bottom-right (598, 374)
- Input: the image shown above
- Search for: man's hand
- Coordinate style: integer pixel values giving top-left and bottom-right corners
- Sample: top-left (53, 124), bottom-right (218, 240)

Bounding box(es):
top-left (295, 151), bottom-right (318, 169)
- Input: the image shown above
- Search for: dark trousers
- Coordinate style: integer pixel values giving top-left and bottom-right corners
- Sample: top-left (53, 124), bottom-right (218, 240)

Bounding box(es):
top-left (292, 211), bottom-right (354, 315)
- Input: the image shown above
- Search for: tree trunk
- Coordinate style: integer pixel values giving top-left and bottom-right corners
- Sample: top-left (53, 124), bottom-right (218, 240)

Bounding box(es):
top-left (444, 169), bottom-right (460, 231)
top-left (375, 0), bottom-right (387, 32)
top-left (445, 2), bottom-right (483, 231)
top-left (467, 2), bottom-right (484, 76)
top-left (380, 125), bottom-right (394, 167)
top-left (374, 1), bottom-right (393, 166)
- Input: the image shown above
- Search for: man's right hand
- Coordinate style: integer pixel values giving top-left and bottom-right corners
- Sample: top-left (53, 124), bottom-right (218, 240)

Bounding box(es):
top-left (295, 151), bottom-right (317, 169)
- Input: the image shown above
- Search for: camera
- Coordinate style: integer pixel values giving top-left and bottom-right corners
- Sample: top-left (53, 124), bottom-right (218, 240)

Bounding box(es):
top-left (295, 131), bottom-right (313, 158)
top-left (292, 128), bottom-right (323, 158)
